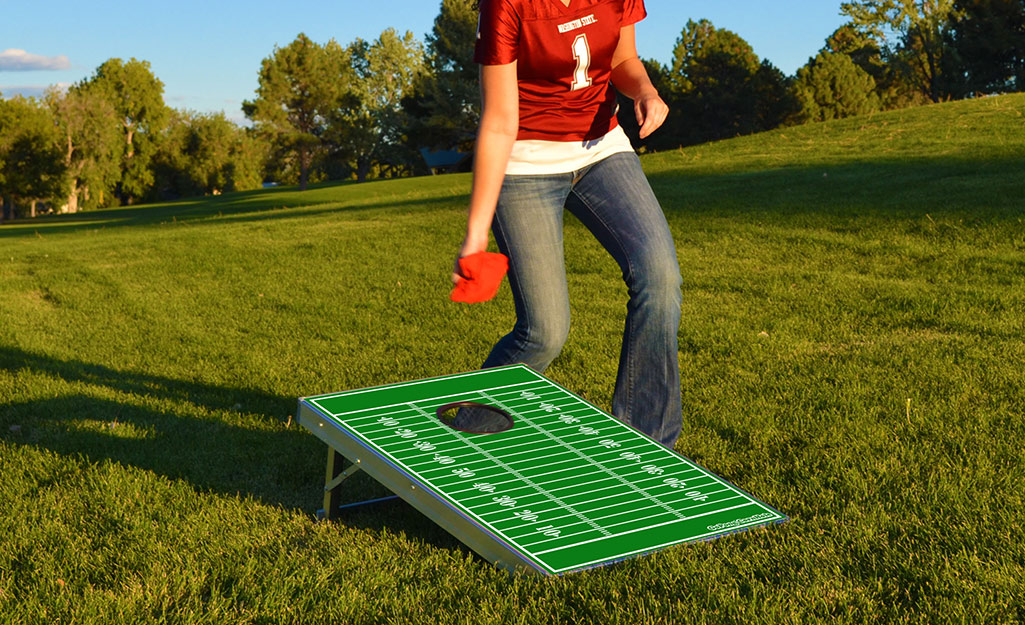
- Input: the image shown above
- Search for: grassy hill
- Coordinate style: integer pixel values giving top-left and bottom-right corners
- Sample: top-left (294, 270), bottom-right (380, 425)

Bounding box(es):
top-left (1, 94), bottom-right (1023, 623)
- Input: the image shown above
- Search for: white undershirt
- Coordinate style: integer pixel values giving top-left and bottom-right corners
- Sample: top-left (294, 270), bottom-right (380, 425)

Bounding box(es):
top-left (505, 124), bottom-right (636, 176)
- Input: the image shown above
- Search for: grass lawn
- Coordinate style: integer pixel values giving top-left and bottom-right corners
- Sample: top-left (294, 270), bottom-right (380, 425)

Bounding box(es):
top-left (1, 94), bottom-right (1023, 624)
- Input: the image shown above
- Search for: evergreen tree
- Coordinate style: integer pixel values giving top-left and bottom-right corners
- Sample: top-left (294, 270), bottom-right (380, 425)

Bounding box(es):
top-left (751, 60), bottom-right (803, 131)
top-left (947, 0), bottom-right (1025, 95)
top-left (796, 50), bottom-right (882, 121)
top-left (661, 19), bottom-right (797, 147)
top-left (406, 0), bottom-right (481, 153)
top-left (825, 24), bottom-right (927, 109)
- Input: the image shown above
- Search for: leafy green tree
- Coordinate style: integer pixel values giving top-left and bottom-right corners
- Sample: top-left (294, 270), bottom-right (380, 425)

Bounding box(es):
top-left (244, 33), bottom-right (350, 190)
top-left (0, 96), bottom-right (66, 222)
top-left (405, 0), bottom-right (481, 153)
top-left (79, 58), bottom-right (170, 203)
top-left (669, 19), bottom-right (760, 93)
top-left (152, 110), bottom-right (269, 199)
top-left (0, 90), bottom-right (6, 218)
top-left (663, 19), bottom-right (759, 146)
top-left (46, 85), bottom-right (123, 212)
top-left (331, 29), bottom-right (426, 182)
top-left (150, 111), bottom-right (192, 197)
top-left (947, 0), bottom-right (1025, 95)
top-left (796, 50), bottom-right (882, 121)
top-left (841, 0), bottom-right (963, 102)
top-left (660, 19), bottom-right (797, 147)
top-left (228, 127), bottom-right (271, 193)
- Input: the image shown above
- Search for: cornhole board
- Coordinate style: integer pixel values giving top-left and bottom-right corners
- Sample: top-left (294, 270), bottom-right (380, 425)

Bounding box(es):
top-left (297, 364), bottom-right (785, 575)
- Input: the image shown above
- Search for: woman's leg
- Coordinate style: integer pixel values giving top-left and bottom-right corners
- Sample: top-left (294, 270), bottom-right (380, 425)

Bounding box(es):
top-left (565, 151), bottom-right (683, 448)
top-left (481, 173), bottom-right (575, 373)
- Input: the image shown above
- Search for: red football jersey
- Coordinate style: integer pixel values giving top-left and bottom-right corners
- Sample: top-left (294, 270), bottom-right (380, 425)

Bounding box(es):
top-left (475, 0), bottom-right (647, 142)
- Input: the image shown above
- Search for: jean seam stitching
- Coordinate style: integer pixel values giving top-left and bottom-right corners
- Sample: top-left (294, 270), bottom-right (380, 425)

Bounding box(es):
top-left (567, 185), bottom-right (636, 421)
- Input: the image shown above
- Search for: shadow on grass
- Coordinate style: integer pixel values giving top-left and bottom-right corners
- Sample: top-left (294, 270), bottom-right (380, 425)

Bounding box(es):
top-left (0, 345), bottom-right (466, 552)
top-left (0, 185), bottom-right (295, 236)
top-left (647, 155), bottom-right (1025, 221)
top-left (4, 155), bottom-right (1024, 241)
top-left (0, 179), bottom-right (467, 239)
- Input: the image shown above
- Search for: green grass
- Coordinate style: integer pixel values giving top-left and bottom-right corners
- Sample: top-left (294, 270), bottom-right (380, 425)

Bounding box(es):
top-left (1, 94), bottom-right (1023, 624)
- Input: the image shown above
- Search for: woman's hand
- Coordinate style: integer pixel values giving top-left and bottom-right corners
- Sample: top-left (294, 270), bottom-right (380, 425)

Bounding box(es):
top-left (634, 91), bottom-right (669, 139)
top-left (611, 25), bottom-right (668, 140)
top-left (452, 232), bottom-right (491, 284)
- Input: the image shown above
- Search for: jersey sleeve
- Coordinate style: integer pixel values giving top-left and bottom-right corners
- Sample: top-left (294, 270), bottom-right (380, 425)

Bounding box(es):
top-left (622, 0), bottom-right (647, 26)
top-left (474, 0), bottom-right (520, 65)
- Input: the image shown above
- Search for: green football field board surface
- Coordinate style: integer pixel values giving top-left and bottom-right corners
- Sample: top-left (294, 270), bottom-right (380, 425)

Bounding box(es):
top-left (297, 364), bottom-right (785, 575)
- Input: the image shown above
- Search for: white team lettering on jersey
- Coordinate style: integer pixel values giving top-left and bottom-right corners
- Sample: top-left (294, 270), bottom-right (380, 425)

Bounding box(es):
top-left (557, 14), bottom-right (597, 33)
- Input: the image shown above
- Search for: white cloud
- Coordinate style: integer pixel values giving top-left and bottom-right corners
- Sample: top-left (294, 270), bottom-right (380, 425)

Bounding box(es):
top-left (0, 49), bottom-right (71, 71)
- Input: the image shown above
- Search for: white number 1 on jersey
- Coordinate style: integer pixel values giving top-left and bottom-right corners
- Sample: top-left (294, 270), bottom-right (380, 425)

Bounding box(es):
top-left (570, 34), bottom-right (592, 91)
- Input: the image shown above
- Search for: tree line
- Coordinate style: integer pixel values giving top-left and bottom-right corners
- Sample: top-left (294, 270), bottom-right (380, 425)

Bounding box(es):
top-left (1, 0), bottom-right (1022, 221)
top-left (0, 59), bottom-right (265, 221)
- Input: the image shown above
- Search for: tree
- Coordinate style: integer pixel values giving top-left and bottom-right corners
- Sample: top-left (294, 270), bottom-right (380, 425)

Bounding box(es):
top-left (79, 58), bottom-right (170, 203)
top-left (796, 50), bottom-right (882, 121)
top-left (660, 19), bottom-right (797, 147)
top-left (750, 60), bottom-right (804, 131)
top-left (331, 29), bottom-right (426, 182)
top-left (825, 24), bottom-right (928, 109)
top-left (150, 111), bottom-right (193, 198)
top-left (46, 85), bottom-right (123, 212)
top-left (405, 0), bottom-right (481, 153)
top-left (664, 19), bottom-right (760, 146)
top-left (826, 23), bottom-right (887, 74)
top-left (226, 126), bottom-right (271, 193)
top-left (244, 33), bottom-right (350, 190)
top-left (0, 90), bottom-right (6, 219)
top-left (0, 96), bottom-right (66, 221)
top-left (841, 0), bottom-right (964, 102)
top-left (669, 19), bottom-right (760, 93)
top-left (152, 110), bottom-right (268, 198)
top-left (946, 0), bottom-right (1025, 95)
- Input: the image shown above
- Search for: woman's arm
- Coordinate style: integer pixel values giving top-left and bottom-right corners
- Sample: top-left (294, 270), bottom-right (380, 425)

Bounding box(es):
top-left (454, 61), bottom-right (519, 282)
top-left (610, 24), bottom-right (668, 139)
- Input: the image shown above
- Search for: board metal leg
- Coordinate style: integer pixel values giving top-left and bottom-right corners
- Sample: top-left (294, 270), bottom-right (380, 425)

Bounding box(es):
top-left (317, 445), bottom-right (399, 521)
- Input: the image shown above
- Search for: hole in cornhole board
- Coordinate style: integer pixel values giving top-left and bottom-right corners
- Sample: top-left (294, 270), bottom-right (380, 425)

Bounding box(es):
top-left (436, 401), bottom-right (514, 434)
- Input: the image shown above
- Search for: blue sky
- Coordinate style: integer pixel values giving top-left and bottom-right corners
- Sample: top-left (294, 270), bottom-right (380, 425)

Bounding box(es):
top-left (2, 0), bottom-right (849, 124)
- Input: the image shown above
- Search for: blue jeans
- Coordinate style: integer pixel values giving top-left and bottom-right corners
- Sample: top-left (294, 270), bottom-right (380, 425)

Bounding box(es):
top-left (482, 151), bottom-right (683, 448)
